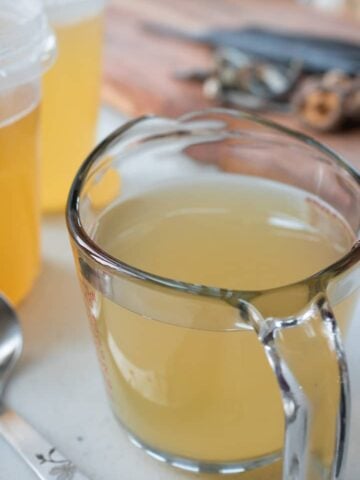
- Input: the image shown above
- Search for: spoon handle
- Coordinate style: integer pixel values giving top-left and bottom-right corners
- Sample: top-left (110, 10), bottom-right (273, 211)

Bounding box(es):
top-left (0, 405), bottom-right (91, 479)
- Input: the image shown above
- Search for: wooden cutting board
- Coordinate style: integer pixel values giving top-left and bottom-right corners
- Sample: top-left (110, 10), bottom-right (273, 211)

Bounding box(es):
top-left (102, 0), bottom-right (360, 168)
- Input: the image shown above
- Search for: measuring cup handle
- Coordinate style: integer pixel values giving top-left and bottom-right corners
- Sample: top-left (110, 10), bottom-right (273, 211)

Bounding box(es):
top-left (257, 293), bottom-right (350, 480)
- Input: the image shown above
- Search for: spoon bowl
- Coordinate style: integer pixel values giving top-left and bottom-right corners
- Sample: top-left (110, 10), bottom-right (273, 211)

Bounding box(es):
top-left (0, 294), bottom-right (90, 479)
top-left (0, 295), bottom-right (23, 400)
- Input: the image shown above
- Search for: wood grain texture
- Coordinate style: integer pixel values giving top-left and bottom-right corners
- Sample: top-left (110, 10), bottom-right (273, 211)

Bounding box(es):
top-left (102, 0), bottom-right (360, 167)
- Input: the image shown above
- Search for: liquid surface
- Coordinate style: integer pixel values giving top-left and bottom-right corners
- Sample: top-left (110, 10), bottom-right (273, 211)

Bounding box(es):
top-left (90, 176), bottom-right (354, 463)
top-left (97, 177), bottom-right (353, 290)
top-left (0, 105), bottom-right (40, 304)
top-left (41, 14), bottom-right (103, 211)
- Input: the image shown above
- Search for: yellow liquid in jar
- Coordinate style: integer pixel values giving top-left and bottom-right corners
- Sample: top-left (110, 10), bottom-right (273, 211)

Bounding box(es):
top-left (90, 176), bottom-right (355, 462)
top-left (0, 106), bottom-right (40, 304)
top-left (41, 13), bottom-right (103, 211)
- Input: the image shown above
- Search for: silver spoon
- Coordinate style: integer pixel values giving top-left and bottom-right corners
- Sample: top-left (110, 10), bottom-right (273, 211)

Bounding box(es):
top-left (0, 294), bottom-right (90, 480)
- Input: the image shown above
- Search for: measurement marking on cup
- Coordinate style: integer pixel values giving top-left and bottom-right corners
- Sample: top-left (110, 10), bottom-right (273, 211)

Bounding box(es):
top-left (81, 278), bottom-right (113, 393)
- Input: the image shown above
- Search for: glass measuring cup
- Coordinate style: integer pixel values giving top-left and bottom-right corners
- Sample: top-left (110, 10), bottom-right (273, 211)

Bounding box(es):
top-left (66, 109), bottom-right (360, 479)
top-left (41, 0), bottom-right (105, 211)
top-left (0, 0), bottom-right (56, 303)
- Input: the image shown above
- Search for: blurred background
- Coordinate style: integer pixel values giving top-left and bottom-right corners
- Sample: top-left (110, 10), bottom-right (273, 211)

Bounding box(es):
top-left (1, 0), bottom-right (360, 479)
top-left (101, 0), bottom-right (360, 167)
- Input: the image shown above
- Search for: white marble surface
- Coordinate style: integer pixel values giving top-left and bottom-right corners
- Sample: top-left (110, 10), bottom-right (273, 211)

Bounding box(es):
top-left (1, 108), bottom-right (359, 479)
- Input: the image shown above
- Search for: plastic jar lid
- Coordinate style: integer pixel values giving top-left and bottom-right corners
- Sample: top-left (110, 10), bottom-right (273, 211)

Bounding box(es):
top-left (43, 0), bottom-right (105, 24)
top-left (0, 0), bottom-right (56, 91)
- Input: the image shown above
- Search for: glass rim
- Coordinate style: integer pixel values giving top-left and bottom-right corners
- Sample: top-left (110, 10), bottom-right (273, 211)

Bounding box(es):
top-left (43, 0), bottom-right (103, 6)
top-left (43, 0), bottom-right (105, 23)
top-left (66, 108), bottom-right (360, 299)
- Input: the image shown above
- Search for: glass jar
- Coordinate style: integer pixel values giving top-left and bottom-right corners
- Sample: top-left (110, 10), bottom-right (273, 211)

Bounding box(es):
top-left (0, 0), bottom-right (56, 304)
top-left (41, 0), bottom-right (105, 212)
